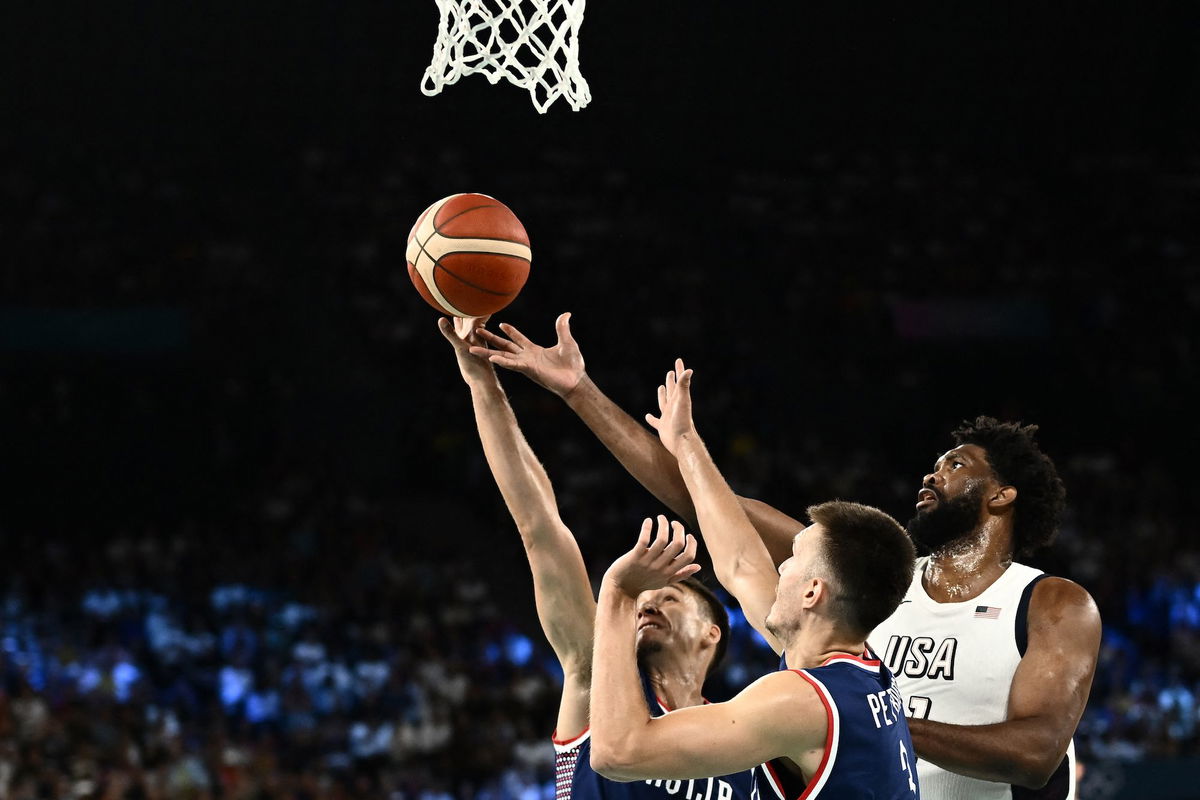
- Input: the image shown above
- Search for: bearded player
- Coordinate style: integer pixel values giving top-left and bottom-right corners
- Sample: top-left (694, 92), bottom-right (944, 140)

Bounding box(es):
top-left (470, 317), bottom-right (1101, 800)
top-left (438, 317), bottom-right (752, 800)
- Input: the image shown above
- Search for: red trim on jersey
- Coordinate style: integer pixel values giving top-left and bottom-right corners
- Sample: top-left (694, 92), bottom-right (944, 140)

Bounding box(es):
top-left (552, 726), bottom-right (590, 746)
top-left (761, 759), bottom-right (788, 800)
top-left (818, 650), bottom-right (880, 668)
top-left (791, 670), bottom-right (835, 800)
top-left (655, 696), bottom-right (712, 712)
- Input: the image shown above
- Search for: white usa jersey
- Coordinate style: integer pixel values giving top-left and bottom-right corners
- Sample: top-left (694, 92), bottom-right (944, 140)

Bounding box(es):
top-left (869, 559), bottom-right (1075, 800)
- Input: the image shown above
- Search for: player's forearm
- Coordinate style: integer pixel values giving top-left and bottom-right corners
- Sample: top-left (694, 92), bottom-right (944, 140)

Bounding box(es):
top-left (468, 376), bottom-right (597, 665)
top-left (739, 498), bottom-right (805, 568)
top-left (674, 435), bottom-right (776, 586)
top-left (907, 717), bottom-right (1069, 788)
top-left (564, 375), bottom-right (801, 566)
top-left (589, 583), bottom-right (654, 781)
top-left (563, 375), bottom-right (699, 524)
top-left (468, 378), bottom-right (563, 535)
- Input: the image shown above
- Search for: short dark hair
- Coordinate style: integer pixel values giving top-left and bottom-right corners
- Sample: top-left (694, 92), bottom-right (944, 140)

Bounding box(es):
top-left (807, 501), bottom-right (915, 637)
top-left (677, 577), bottom-right (730, 680)
top-left (951, 416), bottom-right (1066, 557)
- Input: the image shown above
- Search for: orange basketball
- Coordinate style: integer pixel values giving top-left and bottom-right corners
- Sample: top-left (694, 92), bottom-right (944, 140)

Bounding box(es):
top-left (405, 193), bottom-right (531, 317)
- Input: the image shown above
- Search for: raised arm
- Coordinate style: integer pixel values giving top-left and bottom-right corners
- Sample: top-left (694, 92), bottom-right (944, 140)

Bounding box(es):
top-left (439, 316), bottom-right (596, 739)
top-left (906, 577), bottom-right (1101, 787)
top-left (471, 314), bottom-right (804, 565)
top-left (646, 360), bottom-right (783, 653)
top-left (588, 518), bottom-right (825, 781)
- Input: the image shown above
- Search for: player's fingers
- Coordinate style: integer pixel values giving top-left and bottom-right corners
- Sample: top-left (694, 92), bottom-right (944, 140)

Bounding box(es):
top-left (437, 317), bottom-right (464, 347)
top-left (664, 522), bottom-right (689, 557)
top-left (645, 413), bottom-right (661, 431)
top-left (679, 369), bottom-right (693, 393)
top-left (679, 532), bottom-right (699, 564)
top-left (669, 564), bottom-right (703, 583)
top-left (498, 322), bottom-right (535, 349)
top-left (475, 328), bottom-right (521, 353)
top-left (649, 514), bottom-right (671, 552)
top-left (652, 519), bottom-right (684, 566)
top-left (468, 346), bottom-right (506, 361)
top-left (556, 312), bottom-right (575, 344)
top-left (657, 382), bottom-right (667, 412)
top-left (470, 319), bottom-right (492, 343)
top-left (675, 358), bottom-right (686, 380)
top-left (636, 518), bottom-right (653, 549)
top-left (486, 354), bottom-right (524, 371)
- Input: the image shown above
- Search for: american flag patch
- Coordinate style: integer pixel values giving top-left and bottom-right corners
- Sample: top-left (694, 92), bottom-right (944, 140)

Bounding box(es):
top-left (974, 605), bottom-right (1001, 619)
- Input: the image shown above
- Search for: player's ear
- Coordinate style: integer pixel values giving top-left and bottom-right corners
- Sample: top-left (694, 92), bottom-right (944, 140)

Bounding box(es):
top-left (988, 485), bottom-right (1017, 512)
top-left (802, 578), bottom-right (822, 608)
top-left (705, 622), bottom-right (721, 648)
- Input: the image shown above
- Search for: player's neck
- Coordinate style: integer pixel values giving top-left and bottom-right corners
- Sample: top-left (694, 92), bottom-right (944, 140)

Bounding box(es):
top-left (921, 519), bottom-right (1014, 603)
top-left (644, 660), bottom-right (707, 711)
top-left (781, 623), bottom-right (866, 670)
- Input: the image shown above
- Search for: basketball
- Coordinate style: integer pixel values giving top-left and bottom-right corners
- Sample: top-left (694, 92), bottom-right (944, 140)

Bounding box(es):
top-left (406, 193), bottom-right (532, 317)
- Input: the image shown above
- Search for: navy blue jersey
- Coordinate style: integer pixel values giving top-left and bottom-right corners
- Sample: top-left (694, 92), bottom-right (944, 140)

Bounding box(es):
top-left (752, 652), bottom-right (919, 800)
top-left (554, 672), bottom-right (754, 800)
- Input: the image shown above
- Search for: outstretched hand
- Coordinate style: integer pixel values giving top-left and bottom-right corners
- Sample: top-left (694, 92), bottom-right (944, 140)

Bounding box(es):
top-left (604, 515), bottom-right (701, 598)
top-left (644, 359), bottom-right (696, 456)
top-left (438, 314), bottom-right (495, 384)
top-left (468, 312), bottom-right (586, 398)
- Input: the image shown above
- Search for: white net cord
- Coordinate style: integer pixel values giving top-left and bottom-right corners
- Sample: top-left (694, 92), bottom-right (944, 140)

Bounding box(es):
top-left (421, 0), bottom-right (591, 113)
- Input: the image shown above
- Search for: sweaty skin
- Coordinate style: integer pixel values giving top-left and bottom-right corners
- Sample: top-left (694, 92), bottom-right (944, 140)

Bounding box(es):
top-left (899, 444), bottom-right (1101, 787)
top-left (475, 317), bottom-right (1100, 791)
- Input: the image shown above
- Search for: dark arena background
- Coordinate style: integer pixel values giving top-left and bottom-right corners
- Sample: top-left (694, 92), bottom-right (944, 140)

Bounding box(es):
top-left (2, 3), bottom-right (1198, 799)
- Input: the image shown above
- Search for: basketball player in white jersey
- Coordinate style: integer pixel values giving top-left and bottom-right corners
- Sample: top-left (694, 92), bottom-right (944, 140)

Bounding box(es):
top-left (470, 318), bottom-right (1101, 800)
top-left (867, 417), bottom-right (1098, 800)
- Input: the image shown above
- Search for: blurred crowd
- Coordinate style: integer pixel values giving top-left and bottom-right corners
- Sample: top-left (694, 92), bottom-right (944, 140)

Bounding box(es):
top-left (1, 140), bottom-right (1197, 797)
top-left (0, 477), bottom-right (565, 800)
top-left (0, 460), bottom-right (786, 800)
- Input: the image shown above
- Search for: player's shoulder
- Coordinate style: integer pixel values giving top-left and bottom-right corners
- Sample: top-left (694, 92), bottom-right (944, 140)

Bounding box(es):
top-left (1026, 574), bottom-right (1101, 634)
top-left (765, 670), bottom-right (831, 750)
top-left (750, 667), bottom-right (823, 696)
top-left (1028, 574), bottom-right (1096, 610)
top-left (740, 669), bottom-right (827, 721)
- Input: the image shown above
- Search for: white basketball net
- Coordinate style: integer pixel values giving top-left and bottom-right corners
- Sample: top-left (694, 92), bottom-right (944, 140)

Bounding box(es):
top-left (421, 0), bottom-right (591, 114)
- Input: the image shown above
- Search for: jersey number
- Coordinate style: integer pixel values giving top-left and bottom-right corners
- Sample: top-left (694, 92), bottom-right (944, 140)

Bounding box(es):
top-left (899, 741), bottom-right (917, 794)
top-left (906, 695), bottom-right (932, 720)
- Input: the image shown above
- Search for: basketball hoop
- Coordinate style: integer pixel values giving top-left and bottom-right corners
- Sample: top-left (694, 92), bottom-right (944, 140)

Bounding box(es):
top-left (421, 0), bottom-right (591, 114)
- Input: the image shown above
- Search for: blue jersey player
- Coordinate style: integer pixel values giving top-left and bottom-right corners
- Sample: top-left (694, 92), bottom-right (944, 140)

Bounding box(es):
top-left (440, 318), bottom-right (753, 800)
top-left (587, 364), bottom-right (920, 798)
top-left (590, 513), bottom-right (918, 800)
